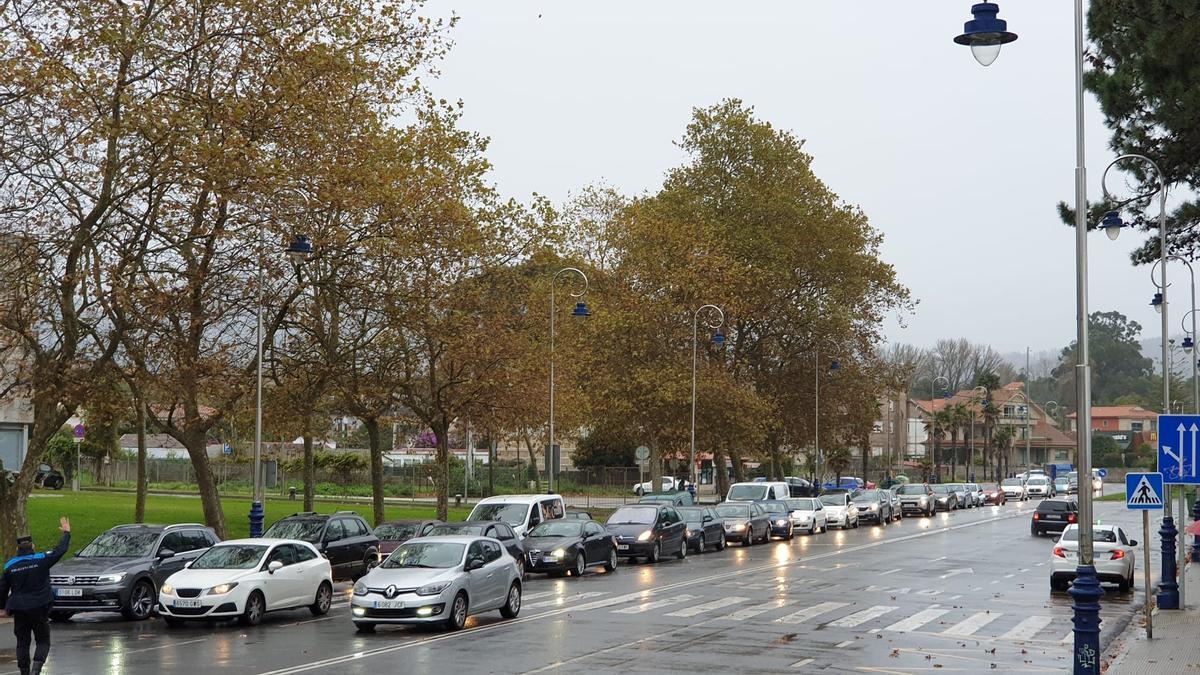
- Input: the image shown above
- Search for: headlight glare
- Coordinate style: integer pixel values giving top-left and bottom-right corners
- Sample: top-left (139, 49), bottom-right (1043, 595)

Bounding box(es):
top-left (207, 582), bottom-right (238, 595)
top-left (550, 548), bottom-right (566, 558)
top-left (417, 582), bottom-right (451, 596)
top-left (637, 530), bottom-right (653, 542)
top-left (160, 583), bottom-right (174, 596)
top-left (97, 573), bottom-right (125, 584)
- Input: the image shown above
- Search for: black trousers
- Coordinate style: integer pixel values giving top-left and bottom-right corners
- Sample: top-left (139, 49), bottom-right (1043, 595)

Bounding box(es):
top-left (11, 606), bottom-right (51, 671)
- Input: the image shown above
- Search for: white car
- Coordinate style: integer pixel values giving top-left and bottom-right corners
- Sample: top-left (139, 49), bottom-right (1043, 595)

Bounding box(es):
top-left (1026, 476), bottom-right (1054, 498)
top-left (1049, 524), bottom-right (1137, 592)
top-left (819, 492), bottom-right (858, 529)
top-left (632, 476), bottom-right (684, 496)
top-left (159, 538), bottom-right (333, 627)
top-left (785, 497), bottom-right (827, 534)
top-left (1001, 477), bottom-right (1028, 501)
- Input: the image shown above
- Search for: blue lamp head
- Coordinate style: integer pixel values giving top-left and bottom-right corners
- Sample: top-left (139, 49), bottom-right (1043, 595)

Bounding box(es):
top-left (941, 390), bottom-right (951, 400)
top-left (285, 234), bottom-right (314, 260)
top-left (1101, 210), bottom-right (1125, 241)
top-left (712, 331), bottom-right (726, 346)
top-left (1151, 292), bottom-right (1163, 314)
top-left (571, 301), bottom-right (591, 318)
top-left (953, 3), bottom-right (1018, 67)
top-left (829, 360), bottom-right (841, 371)
top-left (1184, 336), bottom-right (1195, 353)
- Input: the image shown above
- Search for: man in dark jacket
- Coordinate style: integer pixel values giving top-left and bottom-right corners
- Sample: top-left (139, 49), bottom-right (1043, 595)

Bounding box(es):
top-left (0, 517), bottom-right (70, 675)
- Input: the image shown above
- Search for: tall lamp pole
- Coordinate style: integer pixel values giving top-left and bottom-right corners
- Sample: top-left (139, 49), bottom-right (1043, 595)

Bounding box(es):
top-left (548, 267), bottom-right (589, 494)
top-left (690, 305), bottom-right (725, 488)
top-left (930, 376), bottom-right (950, 482)
top-left (969, 385), bottom-right (988, 482)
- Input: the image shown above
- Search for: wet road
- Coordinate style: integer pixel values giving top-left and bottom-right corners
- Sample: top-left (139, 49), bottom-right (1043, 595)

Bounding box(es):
top-left (0, 499), bottom-right (1157, 674)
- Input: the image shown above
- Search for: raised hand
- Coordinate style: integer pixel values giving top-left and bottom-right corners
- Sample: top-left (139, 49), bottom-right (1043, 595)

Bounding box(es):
top-left (59, 516), bottom-right (70, 533)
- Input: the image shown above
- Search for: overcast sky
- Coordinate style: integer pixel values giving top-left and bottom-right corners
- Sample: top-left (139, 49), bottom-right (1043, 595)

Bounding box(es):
top-left (428, 1), bottom-right (1175, 355)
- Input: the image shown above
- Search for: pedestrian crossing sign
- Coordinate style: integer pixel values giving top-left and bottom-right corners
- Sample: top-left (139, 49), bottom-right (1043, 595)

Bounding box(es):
top-left (1125, 472), bottom-right (1164, 510)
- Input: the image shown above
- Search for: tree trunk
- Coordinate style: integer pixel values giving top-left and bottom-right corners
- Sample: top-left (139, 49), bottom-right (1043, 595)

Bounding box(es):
top-left (303, 432), bottom-right (315, 512)
top-left (487, 437), bottom-right (496, 497)
top-left (950, 432), bottom-right (958, 482)
top-left (713, 446), bottom-right (729, 497)
top-left (185, 435), bottom-right (227, 539)
top-left (135, 401), bottom-right (147, 523)
top-left (364, 417), bottom-right (384, 527)
top-left (728, 446), bottom-right (746, 483)
top-left (649, 439), bottom-right (662, 495)
top-left (521, 430), bottom-right (541, 492)
top-left (433, 421), bottom-right (449, 521)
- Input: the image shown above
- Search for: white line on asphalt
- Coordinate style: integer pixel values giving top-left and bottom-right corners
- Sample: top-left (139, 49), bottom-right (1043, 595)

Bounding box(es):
top-left (522, 590), bottom-right (560, 601)
top-left (1000, 615), bottom-right (1054, 641)
top-left (611, 593), bottom-right (699, 614)
top-left (878, 568), bottom-right (902, 576)
top-left (915, 589), bottom-right (941, 596)
top-left (725, 598), bottom-right (793, 621)
top-left (930, 556), bottom-right (947, 562)
top-left (1005, 574), bottom-right (1015, 578)
top-left (835, 640), bottom-right (855, 648)
top-left (777, 601), bottom-right (849, 624)
top-left (942, 611), bottom-right (1003, 636)
top-left (790, 658), bottom-right (814, 669)
top-left (664, 596), bottom-right (748, 617)
top-left (827, 605), bottom-right (898, 628)
top-left (524, 591), bottom-right (605, 610)
top-left (255, 508), bottom-right (1031, 675)
top-left (883, 607), bottom-right (949, 633)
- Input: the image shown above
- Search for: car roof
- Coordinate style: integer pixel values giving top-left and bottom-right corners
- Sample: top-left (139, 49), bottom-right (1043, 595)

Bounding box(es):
top-left (408, 535), bottom-right (491, 544)
top-left (216, 538), bottom-right (302, 546)
top-left (474, 494), bottom-right (561, 504)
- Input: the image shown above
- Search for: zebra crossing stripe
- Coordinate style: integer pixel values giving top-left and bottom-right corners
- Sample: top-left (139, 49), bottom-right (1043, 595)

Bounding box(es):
top-left (883, 607), bottom-right (949, 633)
top-left (827, 605), bottom-right (898, 628)
top-left (778, 601), bottom-right (850, 624)
top-left (664, 596), bottom-right (749, 618)
top-left (611, 594), bottom-right (700, 614)
top-left (521, 590), bottom-right (560, 601)
top-left (1000, 615), bottom-right (1054, 641)
top-left (943, 611), bottom-right (1003, 636)
top-left (725, 599), bottom-right (793, 621)
top-left (525, 592), bottom-right (605, 610)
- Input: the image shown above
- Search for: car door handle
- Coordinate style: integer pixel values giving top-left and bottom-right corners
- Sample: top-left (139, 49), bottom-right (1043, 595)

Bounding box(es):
top-left (486, 573), bottom-right (494, 579)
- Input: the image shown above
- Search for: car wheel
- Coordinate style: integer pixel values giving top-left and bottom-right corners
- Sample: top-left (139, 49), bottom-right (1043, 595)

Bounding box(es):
top-left (1031, 524), bottom-right (1040, 536)
top-left (697, 534), bottom-right (705, 552)
top-left (500, 582), bottom-right (522, 619)
top-left (48, 611), bottom-right (74, 622)
top-left (649, 541), bottom-right (662, 562)
top-left (122, 580), bottom-right (156, 621)
top-left (634, 487), bottom-right (644, 497)
top-left (786, 525), bottom-right (794, 540)
top-left (355, 622), bottom-right (376, 633)
top-left (445, 592), bottom-right (468, 631)
top-left (852, 517), bottom-right (859, 529)
top-left (604, 547), bottom-right (618, 572)
top-left (716, 535), bottom-right (726, 551)
top-left (239, 591), bottom-right (265, 627)
top-left (1050, 578), bottom-right (1069, 592)
top-left (573, 551), bottom-right (587, 577)
top-left (163, 616), bottom-right (185, 628)
top-left (676, 537), bottom-right (687, 560)
top-left (310, 581), bottom-right (333, 616)
top-left (517, 557), bottom-right (527, 581)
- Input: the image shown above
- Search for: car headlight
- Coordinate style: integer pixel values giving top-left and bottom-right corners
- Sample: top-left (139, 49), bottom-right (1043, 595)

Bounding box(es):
top-left (550, 548), bottom-right (566, 559)
top-left (919, 496), bottom-right (928, 503)
top-left (417, 582), bottom-right (451, 596)
top-left (869, 505), bottom-right (878, 511)
top-left (775, 518), bottom-right (788, 525)
top-left (637, 530), bottom-right (653, 542)
top-left (160, 583), bottom-right (174, 596)
top-left (97, 573), bottom-right (125, 584)
top-left (206, 582), bottom-right (238, 596)
top-left (732, 523), bottom-right (746, 531)
top-left (353, 581), bottom-right (369, 596)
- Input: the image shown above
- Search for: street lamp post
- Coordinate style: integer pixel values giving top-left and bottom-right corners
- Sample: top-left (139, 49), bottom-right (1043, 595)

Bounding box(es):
top-left (690, 305), bottom-right (725, 489)
top-left (969, 385), bottom-right (988, 482)
top-left (930, 376), bottom-right (950, 482)
top-left (548, 267), bottom-right (589, 494)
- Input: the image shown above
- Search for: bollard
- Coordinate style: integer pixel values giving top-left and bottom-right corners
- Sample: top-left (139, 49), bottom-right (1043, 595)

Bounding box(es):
top-left (289, 486), bottom-right (297, 501)
top-left (455, 493), bottom-right (462, 507)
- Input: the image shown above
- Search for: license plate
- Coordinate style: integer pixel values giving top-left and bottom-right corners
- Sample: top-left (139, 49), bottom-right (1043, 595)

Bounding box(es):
top-left (374, 600), bottom-right (404, 609)
top-left (56, 588), bottom-right (82, 597)
top-left (1044, 515), bottom-right (1061, 520)
top-left (173, 599), bottom-right (201, 608)
top-left (617, 544), bottom-right (629, 551)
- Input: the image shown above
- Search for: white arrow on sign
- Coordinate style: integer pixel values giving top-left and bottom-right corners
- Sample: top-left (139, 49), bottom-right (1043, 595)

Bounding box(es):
top-left (939, 568), bottom-right (973, 580)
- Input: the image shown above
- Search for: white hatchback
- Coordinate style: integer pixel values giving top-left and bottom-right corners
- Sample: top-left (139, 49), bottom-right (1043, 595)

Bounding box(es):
top-left (785, 497), bottom-right (827, 534)
top-left (1049, 524), bottom-right (1137, 592)
top-left (159, 538), bottom-right (333, 626)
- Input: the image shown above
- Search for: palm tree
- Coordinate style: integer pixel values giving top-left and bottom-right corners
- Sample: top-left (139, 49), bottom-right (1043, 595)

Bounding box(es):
top-left (948, 403), bottom-right (971, 482)
top-left (923, 407), bottom-right (953, 481)
top-left (993, 426), bottom-right (1015, 480)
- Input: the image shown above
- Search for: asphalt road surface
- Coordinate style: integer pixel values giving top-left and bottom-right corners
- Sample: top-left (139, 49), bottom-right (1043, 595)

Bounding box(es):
top-left (0, 500), bottom-right (1163, 674)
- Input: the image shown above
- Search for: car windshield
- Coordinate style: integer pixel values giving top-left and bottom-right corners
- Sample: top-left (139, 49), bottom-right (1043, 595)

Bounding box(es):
top-left (947, 484), bottom-right (964, 491)
top-left (467, 503), bottom-right (527, 527)
top-left (853, 490), bottom-right (880, 502)
top-left (727, 485), bottom-right (768, 501)
top-left (263, 519), bottom-right (324, 543)
top-left (1060, 528), bottom-right (1117, 543)
top-left (190, 545), bottom-right (267, 570)
top-left (896, 485), bottom-right (927, 495)
top-left (819, 494), bottom-right (846, 506)
top-left (786, 499), bottom-right (817, 510)
top-left (759, 502), bottom-right (787, 514)
top-left (607, 506), bottom-right (659, 525)
top-left (424, 524), bottom-right (485, 537)
top-left (382, 542), bottom-right (465, 569)
top-left (1028, 477), bottom-right (1049, 485)
top-left (1002, 478), bottom-right (1023, 486)
top-left (639, 495), bottom-right (674, 503)
top-left (77, 531), bottom-right (160, 558)
top-left (677, 507), bottom-right (706, 521)
top-left (931, 485), bottom-right (951, 494)
top-left (715, 504), bottom-right (750, 519)
top-left (528, 521), bottom-right (582, 538)
top-left (374, 523), bottom-right (421, 541)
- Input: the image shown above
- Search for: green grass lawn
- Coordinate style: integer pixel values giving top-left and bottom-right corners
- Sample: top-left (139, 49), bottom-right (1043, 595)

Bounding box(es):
top-left (25, 491), bottom-right (469, 554)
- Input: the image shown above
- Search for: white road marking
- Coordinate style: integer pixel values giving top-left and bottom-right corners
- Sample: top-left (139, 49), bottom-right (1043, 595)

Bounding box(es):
top-left (939, 568), bottom-right (973, 580)
top-left (835, 640), bottom-right (854, 648)
top-left (1000, 615), bottom-right (1054, 641)
top-left (664, 596), bottom-right (748, 617)
top-left (884, 607), bottom-right (949, 633)
top-left (943, 611), bottom-right (1003, 636)
top-left (915, 589), bottom-right (942, 596)
top-left (522, 590), bottom-right (560, 601)
top-left (726, 599), bottom-right (793, 621)
top-left (827, 605), bottom-right (898, 628)
top-left (790, 658), bottom-right (814, 668)
top-left (611, 593), bottom-right (699, 614)
top-left (778, 601), bottom-right (849, 624)
top-left (1005, 574), bottom-right (1015, 578)
top-left (947, 595), bottom-right (962, 601)
top-left (525, 591), bottom-right (605, 609)
top-left (878, 568), bottom-right (903, 576)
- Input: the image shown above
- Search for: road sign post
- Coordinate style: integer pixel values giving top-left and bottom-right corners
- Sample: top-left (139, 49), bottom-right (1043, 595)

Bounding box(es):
top-left (72, 424), bottom-right (85, 492)
top-left (635, 446), bottom-right (649, 495)
top-left (1127, 471), bottom-right (1163, 639)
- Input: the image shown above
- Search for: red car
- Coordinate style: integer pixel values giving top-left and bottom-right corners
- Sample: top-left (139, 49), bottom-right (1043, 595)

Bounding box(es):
top-left (981, 484), bottom-right (1007, 505)
top-left (374, 519), bottom-right (441, 556)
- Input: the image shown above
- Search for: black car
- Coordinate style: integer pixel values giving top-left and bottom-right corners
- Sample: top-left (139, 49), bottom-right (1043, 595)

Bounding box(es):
top-left (563, 510), bottom-right (593, 521)
top-left (422, 521), bottom-right (526, 574)
top-left (677, 506), bottom-right (726, 552)
top-left (605, 503), bottom-right (688, 563)
top-left (1031, 497), bottom-right (1079, 536)
top-left (714, 501), bottom-right (771, 546)
top-left (263, 511), bottom-right (379, 581)
top-left (756, 500), bottom-right (795, 539)
top-left (375, 519), bottom-right (441, 556)
top-left (523, 519), bottom-right (617, 577)
top-left (50, 523), bottom-right (218, 621)
top-left (785, 476), bottom-right (821, 497)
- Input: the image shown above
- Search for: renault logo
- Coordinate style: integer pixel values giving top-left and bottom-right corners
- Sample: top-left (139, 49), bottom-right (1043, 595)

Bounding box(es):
top-left (384, 585), bottom-right (398, 599)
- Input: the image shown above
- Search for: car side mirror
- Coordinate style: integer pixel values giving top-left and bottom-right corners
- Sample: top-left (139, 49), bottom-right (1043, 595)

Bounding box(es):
top-left (464, 557), bottom-right (485, 571)
top-left (702, 515), bottom-right (713, 523)
top-left (268, 560), bottom-right (283, 574)
top-left (1129, 539), bottom-right (1138, 547)
top-left (156, 549), bottom-right (176, 560)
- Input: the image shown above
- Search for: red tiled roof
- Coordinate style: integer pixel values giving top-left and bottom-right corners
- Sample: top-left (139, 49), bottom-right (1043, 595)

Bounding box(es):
top-left (1066, 406), bottom-right (1158, 420)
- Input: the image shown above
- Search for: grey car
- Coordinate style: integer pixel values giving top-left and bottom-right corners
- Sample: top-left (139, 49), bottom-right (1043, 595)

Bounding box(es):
top-left (881, 488), bottom-right (903, 521)
top-left (946, 483), bottom-right (972, 509)
top-left (50, 523), bottom-right (219, 621)
top-left (351, 535), bottom-right (522, 632)
top-left (852, 490), bottom-right (892, 524)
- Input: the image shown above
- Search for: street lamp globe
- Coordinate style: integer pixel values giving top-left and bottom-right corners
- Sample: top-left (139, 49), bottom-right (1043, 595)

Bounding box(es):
top-left (712, 330), bottom-right (726, 346)
top-left (1101, 211), bottom-right (1125, 241)
top-left (1151, 292), bottom-right (1164, 314)
top-left (1183, 336), bottom-right (1194, 353)
top-left (285, 235), bottom-right (313, 260)
top-left (829, 359), bottom-right (841, 371)
top-left (571, 301), bottom-right (591, 318)
top-left (953, 3), bottom-right (1018, 67)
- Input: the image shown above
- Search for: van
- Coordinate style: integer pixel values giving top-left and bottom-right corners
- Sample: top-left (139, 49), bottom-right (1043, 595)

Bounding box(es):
top-left (725, 481), bottom-right (790, 502)
top-left (466, 494), bottom-right (566, 539)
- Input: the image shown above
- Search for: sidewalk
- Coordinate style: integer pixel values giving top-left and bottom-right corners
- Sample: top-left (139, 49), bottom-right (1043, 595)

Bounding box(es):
top-left (1105, 561), bottom-right (1200, 673)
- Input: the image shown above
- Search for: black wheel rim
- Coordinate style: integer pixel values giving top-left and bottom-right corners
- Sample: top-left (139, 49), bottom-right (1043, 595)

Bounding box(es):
top-left (132, 583), bottom-right (153, 618)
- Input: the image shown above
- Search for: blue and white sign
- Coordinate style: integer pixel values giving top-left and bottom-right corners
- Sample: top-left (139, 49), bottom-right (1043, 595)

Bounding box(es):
top-left (1158, 415), bottom-right (1200, 483)
top-left (223, 443), bottom-right (232, 456)
top-left (1125, 472), bottom-right (1164, 510)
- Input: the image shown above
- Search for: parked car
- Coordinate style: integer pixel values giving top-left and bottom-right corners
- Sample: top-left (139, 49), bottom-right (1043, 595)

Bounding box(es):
top-left (604, 503), bottom-right (688, 563)
top-left (677, 506), bottom-right (726, 552)
top-left (967, 483), bottom-right (985, 508)
top-left (929, 485), bottom-right (958, 512)
top-left (375, 520), bottom-right (441, 556)
top-left (563, 510), bottom-right (593, 521)
top-left (946, 483), bottom-right (972, 508)
top-left (50, 523), bottom-right (219, 621)
top-left (725, 481), bottom-right (790, 502)
top-left (822, 476), bottom-right (866, 491)
top-left (158, 538), bottom-right (332, 627)
top-left (852, 490), bottom-right (892, 524)
top-left (1050, 524), bottom-right (1136, 592)
top-left (523, 519), bottom-right (617, 577)
top-left (632, 476), bottom-right (684, 496)
top-left (881, 488), bottom-right (902, 521)
top-left (819, 492), bottom-right (859, 529)
top-left (34, 463), bottom-right (65, 490)
top-left (714, 501), bottom-right (771, 545)
top-left (757, 500), bottom-right (795, 539)
top-left (263, 512), bottom-right (379, 581)
top-left (351, 536), bottom-right (522, 632)
top-left (785, 497), bottom-right (827, 534)
top-left (1031, 497), bottom-right (1079, 536)
top-left (896, 484), bottom-right (935, 517)
top-left (784, 476), bottom-right (822, 497)
top-left (1001, 477), bottom-right (1029, 501)
top-left (422, 522), bottom-right (525, 575)
top-left (467, 494), bottom-right (566, 539)
top-left (1026, 475), bottom-right (1054, 498)
top-left (639, 491), bottom-right (694, 506)
top-left (981, 483), bottom-right (1007, 505)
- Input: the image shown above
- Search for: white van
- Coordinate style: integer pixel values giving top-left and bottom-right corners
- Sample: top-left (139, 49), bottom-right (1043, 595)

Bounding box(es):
top-left (725, 481), bottom-right (790, 502)
top-left (467, 494), bottom-right (566, 539)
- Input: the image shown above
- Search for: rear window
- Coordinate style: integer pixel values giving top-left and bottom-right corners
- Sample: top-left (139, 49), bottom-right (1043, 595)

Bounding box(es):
top-left (1037, 500), bottom-right (1071, 513)
top-left (727, 484), bottom-right (768, 501)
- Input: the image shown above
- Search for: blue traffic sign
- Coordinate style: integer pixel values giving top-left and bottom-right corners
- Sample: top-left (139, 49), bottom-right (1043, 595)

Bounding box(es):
top-left (1126, 472), bottom-right (1164, 510)
top-left (1158, 415), bottom-right (1200, 483)
top-left (223, 443), bottom-right (232, 455)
